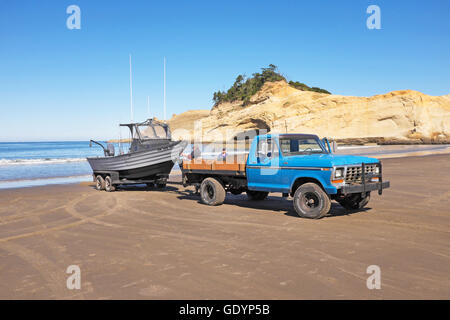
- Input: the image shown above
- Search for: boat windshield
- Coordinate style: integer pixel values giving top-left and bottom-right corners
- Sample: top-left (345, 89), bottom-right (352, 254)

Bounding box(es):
top-left (138, 124), bottom-right (169, 140)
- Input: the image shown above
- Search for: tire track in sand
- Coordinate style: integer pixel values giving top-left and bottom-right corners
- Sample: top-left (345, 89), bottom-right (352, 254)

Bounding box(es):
top-left (63, 193), bottom-right (122, 229)
top-left (0, 193), bottom-right (121, 243)
top-left (0, 241), bottom-right (71, 298)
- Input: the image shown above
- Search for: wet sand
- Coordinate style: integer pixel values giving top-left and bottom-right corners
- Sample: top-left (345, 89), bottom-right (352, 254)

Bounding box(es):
top-left (0, 154), bottom-right (449, 299)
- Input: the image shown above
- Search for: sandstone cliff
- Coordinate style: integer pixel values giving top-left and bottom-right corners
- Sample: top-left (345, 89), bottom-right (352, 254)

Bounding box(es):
top-left (169, 81), bottom-right (450, 144)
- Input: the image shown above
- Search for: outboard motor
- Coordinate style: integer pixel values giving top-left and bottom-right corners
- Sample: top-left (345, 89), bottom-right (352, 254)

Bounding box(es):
top-left (106, 143), bottom-right (115, 157)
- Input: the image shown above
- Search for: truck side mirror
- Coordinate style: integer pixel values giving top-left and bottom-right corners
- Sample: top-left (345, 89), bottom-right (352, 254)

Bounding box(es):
top-left (331, 140), bottom-right (337, 153)
top-left (321, 138), bottom-right (336, 153)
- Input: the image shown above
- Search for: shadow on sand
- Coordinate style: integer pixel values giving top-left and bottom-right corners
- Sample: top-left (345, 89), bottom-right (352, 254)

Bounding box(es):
top-left (175, 187), bottom-right (371, 219)
top-left (89, 182), bottom-right (370, 219)
top-left (89, 184), bottom-right (179, 193)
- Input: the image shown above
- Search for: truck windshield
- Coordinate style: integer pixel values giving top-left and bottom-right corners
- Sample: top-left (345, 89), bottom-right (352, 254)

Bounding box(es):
top-left (280, 137), bottom-right (326, 155)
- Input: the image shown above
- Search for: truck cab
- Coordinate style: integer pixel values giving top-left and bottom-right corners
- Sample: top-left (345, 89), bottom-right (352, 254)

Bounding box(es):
top-left (181, 134), bottom-right (390, 219)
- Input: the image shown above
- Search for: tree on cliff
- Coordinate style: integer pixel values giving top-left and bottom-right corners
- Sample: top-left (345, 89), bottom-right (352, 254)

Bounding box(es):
top-left (213, 65), bottom-right (330, 106)
top-left (289, 81), bottom-right (331, 94)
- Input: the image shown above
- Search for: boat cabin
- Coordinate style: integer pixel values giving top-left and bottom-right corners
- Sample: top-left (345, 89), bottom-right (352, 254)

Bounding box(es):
top-left (120, 119), bottom-right (173, 153)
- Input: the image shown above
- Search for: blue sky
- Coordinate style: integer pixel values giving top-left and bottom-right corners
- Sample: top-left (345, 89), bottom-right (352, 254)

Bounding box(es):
top-left (0, 0), bottom-right (449, 141)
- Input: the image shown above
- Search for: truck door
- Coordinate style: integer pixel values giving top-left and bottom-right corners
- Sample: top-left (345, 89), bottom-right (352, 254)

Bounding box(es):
top-left (279, 136), bottom-right (325, 193)
top-left (246, 137), bottom-right (284, 192)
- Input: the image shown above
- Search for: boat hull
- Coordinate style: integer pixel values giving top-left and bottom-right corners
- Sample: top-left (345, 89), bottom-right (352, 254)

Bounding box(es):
top-left (114, 160), bottom-right (175, 180)
top-left (87, 141), bottom-right (186, 180)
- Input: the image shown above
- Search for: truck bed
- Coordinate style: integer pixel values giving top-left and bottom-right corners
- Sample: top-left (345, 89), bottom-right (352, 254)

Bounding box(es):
top-left (182, 155), bottom-right (248, 176)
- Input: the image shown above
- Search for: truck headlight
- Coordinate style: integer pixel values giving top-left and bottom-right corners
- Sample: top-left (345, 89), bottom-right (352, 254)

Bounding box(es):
top-left (334, 167), bottom-right (344, 179)
top-left (375, 166), bottom-right (380, 174)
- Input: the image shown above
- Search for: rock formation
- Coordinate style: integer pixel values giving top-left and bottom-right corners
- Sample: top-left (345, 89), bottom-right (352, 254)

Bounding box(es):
top-left (169, 81), bottom-right (450, 144)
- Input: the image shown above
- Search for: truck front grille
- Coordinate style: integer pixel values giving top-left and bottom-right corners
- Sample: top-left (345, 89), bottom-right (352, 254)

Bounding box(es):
top-left (345, 164), bottom-right (378, 184)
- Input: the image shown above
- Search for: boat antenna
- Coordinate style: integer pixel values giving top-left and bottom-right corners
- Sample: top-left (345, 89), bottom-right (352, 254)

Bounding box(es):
top-left (147, 95), bottom-right (150, 119)
top-left (129, 54), bottom-right (134, 122)
top-left (163, 56), bottom-right (166, 121)
top-left (118, 129), bottom-right (122, 154)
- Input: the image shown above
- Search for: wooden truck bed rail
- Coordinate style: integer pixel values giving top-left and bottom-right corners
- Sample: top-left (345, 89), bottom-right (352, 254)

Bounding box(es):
top-left (182, 155), bottom-right (248, 176)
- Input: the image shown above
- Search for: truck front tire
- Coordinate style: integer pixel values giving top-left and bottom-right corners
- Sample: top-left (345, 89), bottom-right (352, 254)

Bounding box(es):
top-left (200, 177), bottom-right (226, 206)
top-left (293, 183), bottom-right (331, 219)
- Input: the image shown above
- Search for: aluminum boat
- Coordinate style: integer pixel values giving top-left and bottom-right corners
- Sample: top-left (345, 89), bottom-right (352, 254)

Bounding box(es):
top-left (87, 119), bottom-right (187, 190)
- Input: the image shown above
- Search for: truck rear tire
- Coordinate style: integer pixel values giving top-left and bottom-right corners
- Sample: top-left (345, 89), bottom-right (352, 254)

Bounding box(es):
top-left (246, 190), bottom-right (269, 201)
top-left (200, 177), bottom-right (226, 206)
top-left (338, 192), bottom-right (370, 210)
top-left (95, 175), bottom-right (105, 191)
top-left (104, 176), bottom-right (116, 192)
top-left (293, 182), bottom-right (331, 219)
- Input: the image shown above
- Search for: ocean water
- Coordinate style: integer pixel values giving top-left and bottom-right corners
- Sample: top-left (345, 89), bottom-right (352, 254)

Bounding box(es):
top-left (0, 141), bottom-right (130, 189)
top-left (0, 141), bottom-right (241, 189)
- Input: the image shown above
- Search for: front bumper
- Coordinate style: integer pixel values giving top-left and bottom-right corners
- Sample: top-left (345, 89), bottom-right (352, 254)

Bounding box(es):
top-left (340, 181), bottom-right (390, 195)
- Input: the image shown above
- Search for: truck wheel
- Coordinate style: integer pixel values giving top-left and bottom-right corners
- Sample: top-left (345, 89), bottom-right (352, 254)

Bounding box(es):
top-left (95, 175), bottom-right (105, 191)
top-left (246, 190), bottom-right (269, 201)
top-left (338, 192), bottom-right (370, 210)
top-left (104, 176), bottom-right (116, 192)
top-left (200, 177), bottom-right (226, 206)
top-left (293, 183), bottom-right (331, 219)
top-left (156, 183), bottom-right (166, 189)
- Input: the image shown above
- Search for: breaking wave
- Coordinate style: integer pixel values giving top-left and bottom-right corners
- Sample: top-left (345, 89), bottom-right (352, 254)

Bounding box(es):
top-left (0, 158), bottom-right (87, 166)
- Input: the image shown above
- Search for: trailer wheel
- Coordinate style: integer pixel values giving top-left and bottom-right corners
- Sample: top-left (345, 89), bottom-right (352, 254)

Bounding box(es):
top-left (338, 192), bottom-right (370, 210)
top-left (104, 176), bottom-right (116, 192)
top-left (95, 175), bottom-right (105, 191)
top-left (246, 190), bottom-right (269, 201)
top-left (200, 177), bottom-right (226, 206)
top-left (293, 182), bottom-right (331, 219)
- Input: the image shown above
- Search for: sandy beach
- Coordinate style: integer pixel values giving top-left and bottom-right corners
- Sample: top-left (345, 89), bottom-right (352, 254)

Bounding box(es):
top-left (0, 154), bottom-right (449, 299)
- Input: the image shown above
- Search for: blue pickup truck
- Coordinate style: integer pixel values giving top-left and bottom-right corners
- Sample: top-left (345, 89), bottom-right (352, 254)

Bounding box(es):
top-left (181, 134), bottom-right (390, 219)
